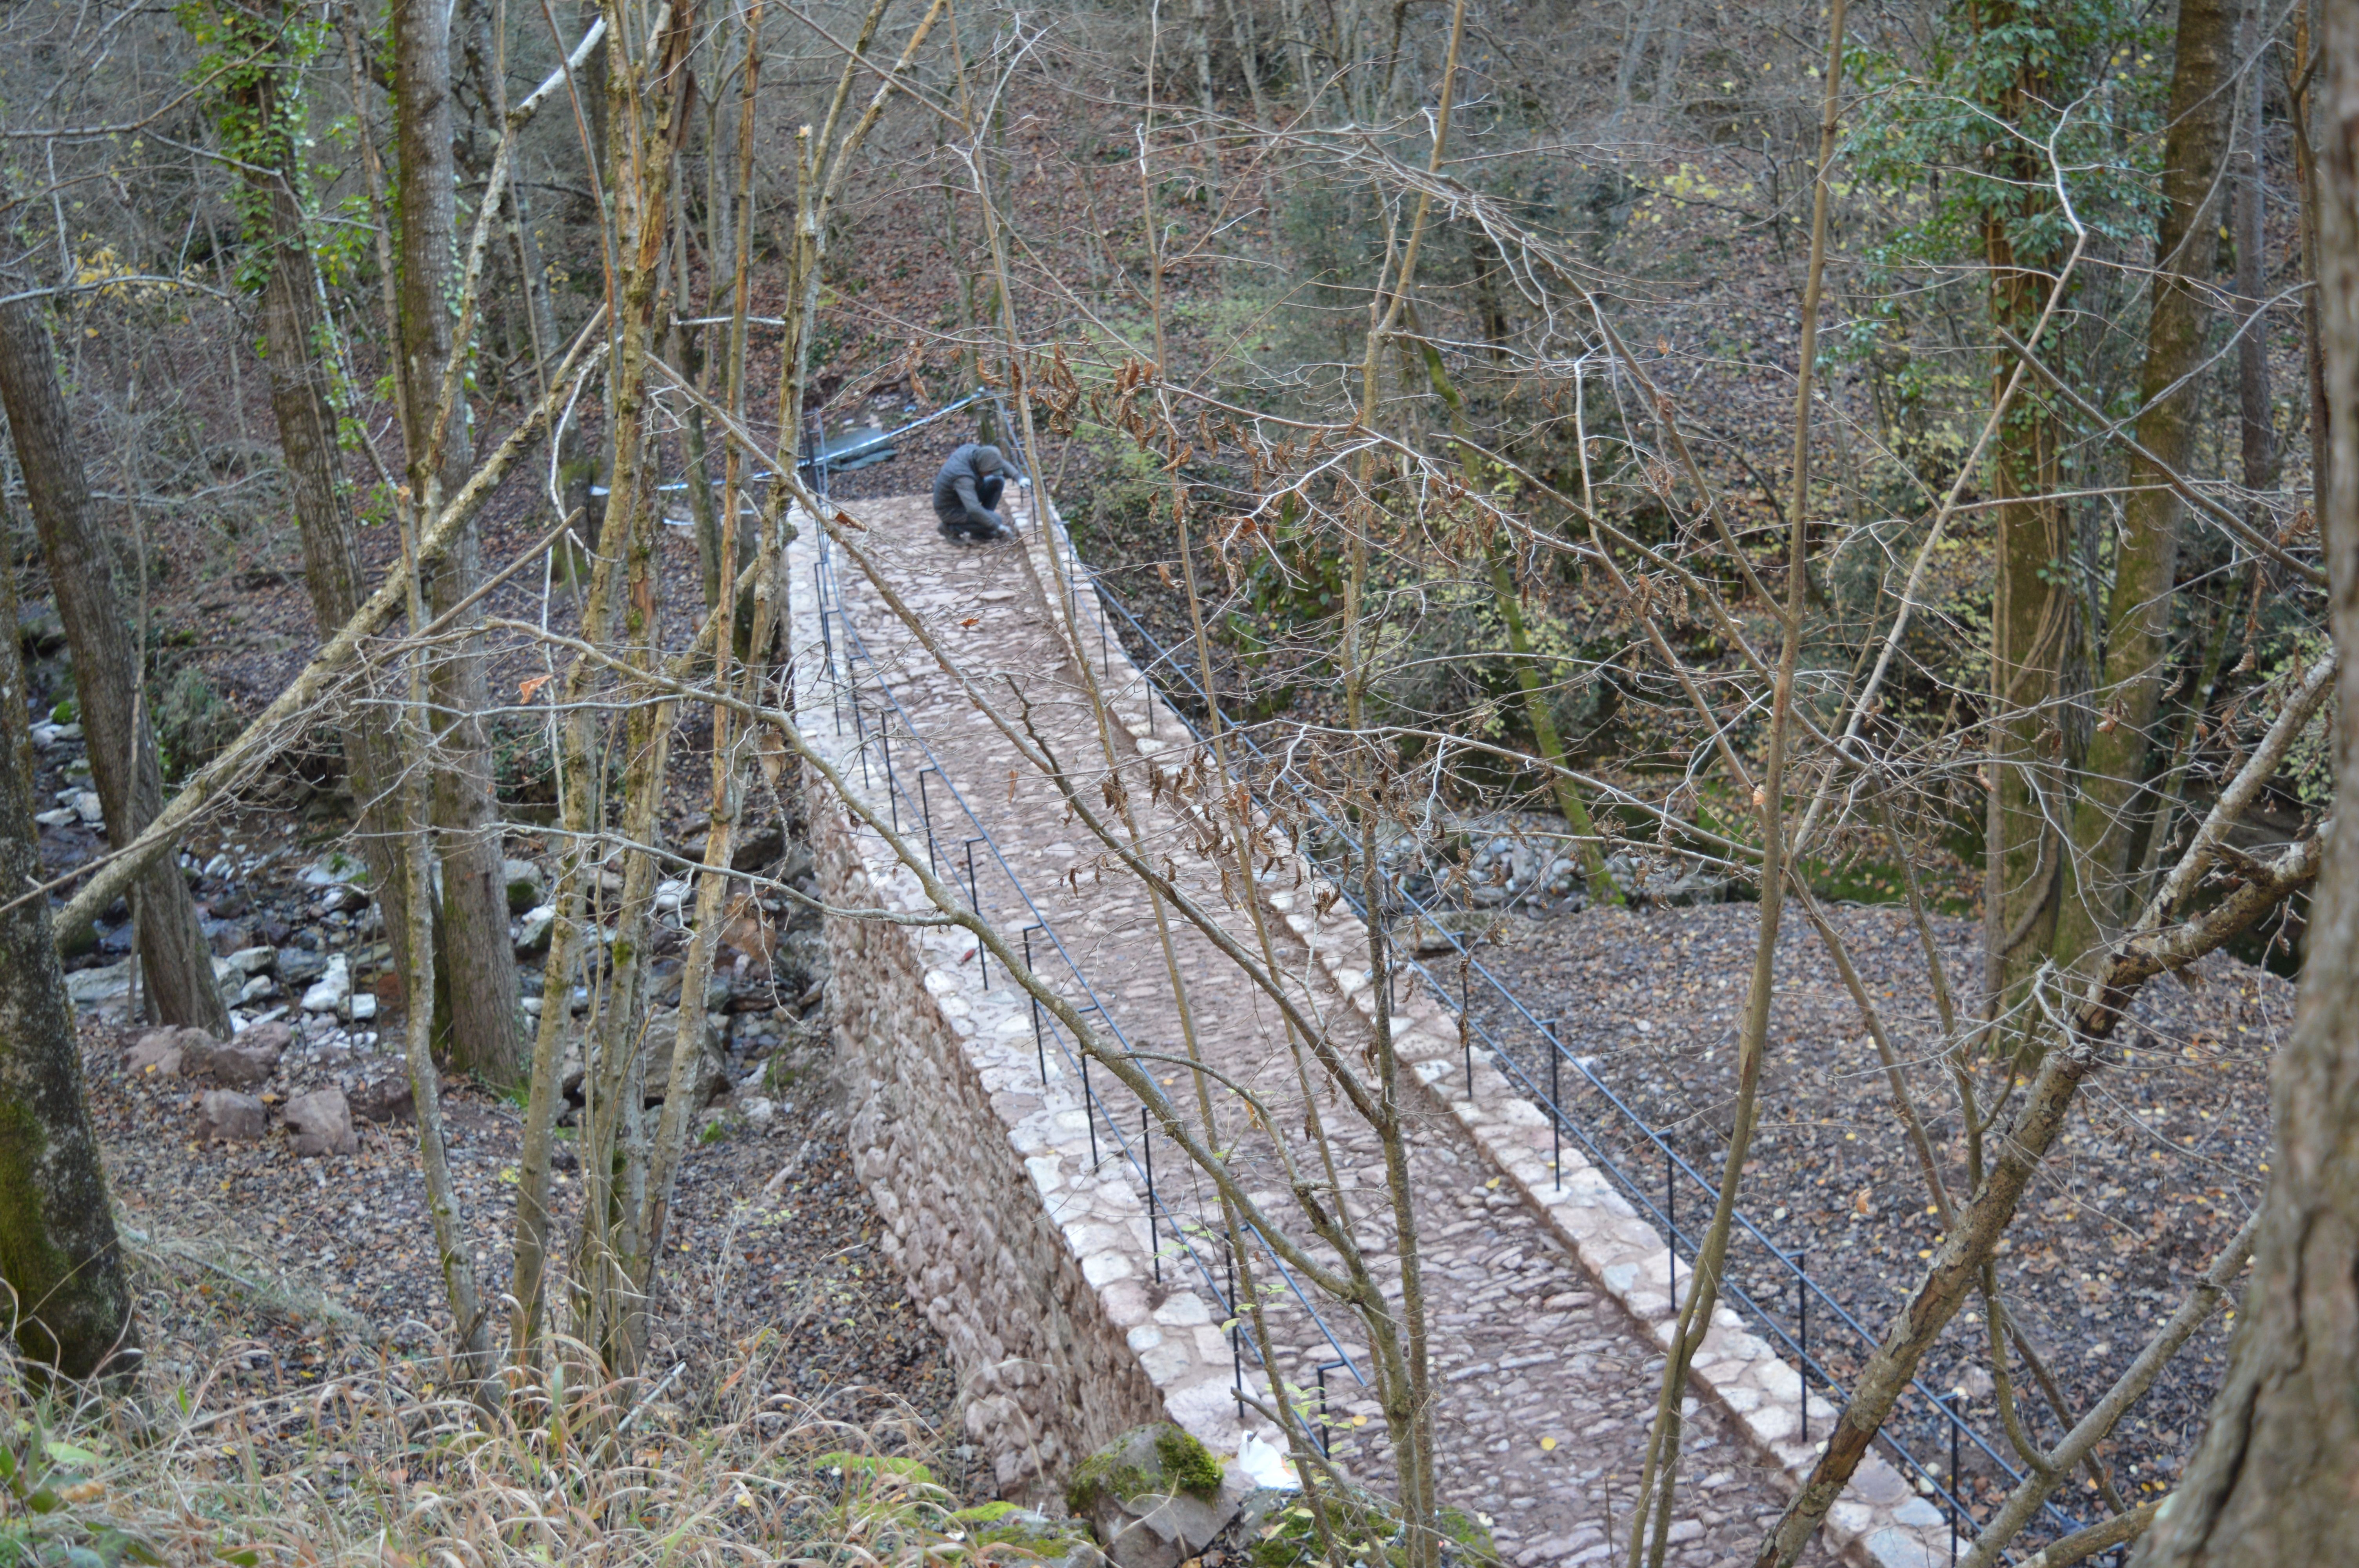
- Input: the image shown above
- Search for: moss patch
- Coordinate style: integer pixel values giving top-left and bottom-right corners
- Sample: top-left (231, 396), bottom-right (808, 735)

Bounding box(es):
top-left (814, 1451), bottom-right (935, 1486)
top-left (945, 1504), bottom-right (1093, 1560)
top-left (1063, 1448), bottom-right (1151, 1517)
top-left (1241, 1486), bottom-right (1497, 1568)
top-left (1154, 1427), bottom-right (1223, 1497)
top-left (1067, 1423), bottom-right (1227, 1517)
top-left (1437, 1508), bottom-right (1498, 1566)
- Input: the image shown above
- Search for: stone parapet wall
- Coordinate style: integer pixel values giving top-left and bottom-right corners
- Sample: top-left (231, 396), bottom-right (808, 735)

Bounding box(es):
top-left (790, 515), bottom-right (1273, 1503)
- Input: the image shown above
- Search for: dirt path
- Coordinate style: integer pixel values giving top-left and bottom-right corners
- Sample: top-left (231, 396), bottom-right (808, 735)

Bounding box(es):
top-left (820, 494), bottom-right (1836, 1568)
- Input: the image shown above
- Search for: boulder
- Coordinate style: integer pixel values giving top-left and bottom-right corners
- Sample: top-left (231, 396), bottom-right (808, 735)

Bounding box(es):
top-left (196, 1089), bottom-right (268, 1142)
top-left (279, 952), bottom-right (329, 992)
top-left (227, 945), bottom-right (278, 976)
top-left (350, 1074), bottom-right (415, 1125)
top-left (64, 958), bottom-right (133, 1009)
top-left (127, 1028), bottom-right (189, 1077)
top-left (183, 1034), bottom-right (282, 1090)
top-left (503, 858), bottom-right (545, 914)
top-left (516, 904), bottom-right (556, 956)
top-left (284, 1087), bottom-right (359, 1155)
top-left (238, 1020), bottom-right (296, 1056)
top-left (301, 850), bottom-right (370, 888)
top-left (643, 1008), bottom-right (732, 1109)
top-left (775, 925), bottom-right (828, 996)
top-left (301, 955), bottom-right (351, 1014)
top-left (1065, 1425), bottom-right (1242, 1568)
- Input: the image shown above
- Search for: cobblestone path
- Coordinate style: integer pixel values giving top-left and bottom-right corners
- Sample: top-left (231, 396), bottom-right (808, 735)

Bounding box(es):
top-left (818, 494), bottom-right (1836, 1568)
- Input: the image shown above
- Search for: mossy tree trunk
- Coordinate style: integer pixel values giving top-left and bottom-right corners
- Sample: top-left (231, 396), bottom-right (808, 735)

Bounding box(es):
top-left (0, 558), bottom-right (139, 1387)
top-left (2129, 5), bottom-right (2359, 1559)
top-left (217, 0), bottom-right (446, 1053)
top-left (2053, 0), bottom-right (2237, 973)
top-left (0, 295), bottom-right (227, 1038)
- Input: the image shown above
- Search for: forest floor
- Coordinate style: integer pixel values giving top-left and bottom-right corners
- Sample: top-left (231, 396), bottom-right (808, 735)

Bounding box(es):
top-left (78, 990), bottom-right (969, 1483)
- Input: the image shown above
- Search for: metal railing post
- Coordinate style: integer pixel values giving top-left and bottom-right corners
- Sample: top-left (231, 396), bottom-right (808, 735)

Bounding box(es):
top-left (1667, 1142), bottom-right (1676, 1251)
top-left (1461, 967), bottom-right (1474, 1099)
top-left (918, 768), bottom-right (940, 875)
top-left (1544, 1018), bottom-right (1562, 1192)
top-left (1022, 925), bottom-right (1047, 1085)
top-left (963, 838), bottom-right (987, 984)
top-left (1143, 1106), bottom-right (1159, 1283)
top-left (1225, 1240), bottom-right (1242, 1405)
top-left (1949, 1394), bottom-right (1962, 1566)
top-left (1075, 1002), bottom-right (1102, 1165)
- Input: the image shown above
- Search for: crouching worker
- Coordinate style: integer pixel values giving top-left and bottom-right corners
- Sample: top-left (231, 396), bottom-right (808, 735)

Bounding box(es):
top-left (932, 442), bottom-right (1020, 543)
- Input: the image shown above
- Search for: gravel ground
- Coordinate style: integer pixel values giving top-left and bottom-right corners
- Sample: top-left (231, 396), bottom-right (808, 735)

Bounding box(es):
top-left (1452, 900), bottom-right (2281, 1537)
top-left (86, 1003), bottom-right (965, 1470)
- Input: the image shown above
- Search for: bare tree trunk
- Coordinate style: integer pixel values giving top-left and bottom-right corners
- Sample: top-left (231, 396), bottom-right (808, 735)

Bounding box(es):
top-left (2130, 4), bottom-right (2359, 1559)
top-left (0, 296), bottom-right (226, 1037)
top-left (2055, 0), bottom-right (2237, 965)
top-left (509, 0), bottom-right (695, 1363)
top-left (225, 4), bottom-right (440, 1045)
top-left (0, 555), bottom-right (138, 1388)
top-left (392, 0), bottom-right (525, 1085)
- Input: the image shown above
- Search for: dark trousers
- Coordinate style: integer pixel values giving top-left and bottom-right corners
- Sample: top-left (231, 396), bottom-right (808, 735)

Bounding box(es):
top-left (940, 474), bottom-right (1007, 537)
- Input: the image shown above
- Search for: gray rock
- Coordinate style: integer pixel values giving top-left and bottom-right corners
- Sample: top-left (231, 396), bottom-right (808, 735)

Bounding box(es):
top-left (503, 858), bottom-right (545, 914)
top-left (64, 958), bottom-right (133, 1009)
top-left (643, 1007), bottom-right (731, 1109)
top-left (776, 925), bottom-right (827, 996)
top-left (279, 948), bottom-right (329, 986)
top-left (284, 1087), bottom-right (359, 1155)
top-left (349, 992), bottom-right (378, 1022)
top-left (196, 1089), bottom-right (268, 1142)
top-left (301, 851), bottom-right (370, 887)
top-left (1065, 1425), bottom-right (1243, 1568)
top-left (70, 790), bottom-right (104, 826)
top-left (238, 973), bottom-right (280, 1004)
top-left (516, 904), bottom-right (556, 956)
top-left (301, 955), bottom-right (351, 1013)
top-left (228, 945), bottom-right (278, 976)
top-left (33, 807), bottom-right (77, 829)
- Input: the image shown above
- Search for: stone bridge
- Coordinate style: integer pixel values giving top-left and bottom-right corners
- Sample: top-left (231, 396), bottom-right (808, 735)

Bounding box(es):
top-left (786, 490), bottom-right (1948, 1568)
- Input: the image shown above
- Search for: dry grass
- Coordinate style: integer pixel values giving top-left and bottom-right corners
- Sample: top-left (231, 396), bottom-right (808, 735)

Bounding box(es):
top-left (2, 1223), bottom-right (974, 1568)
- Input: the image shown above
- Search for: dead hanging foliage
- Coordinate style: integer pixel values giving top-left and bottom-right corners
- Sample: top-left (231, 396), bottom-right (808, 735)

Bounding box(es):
top-left (1027, 341), bottom-right (1083, 434)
